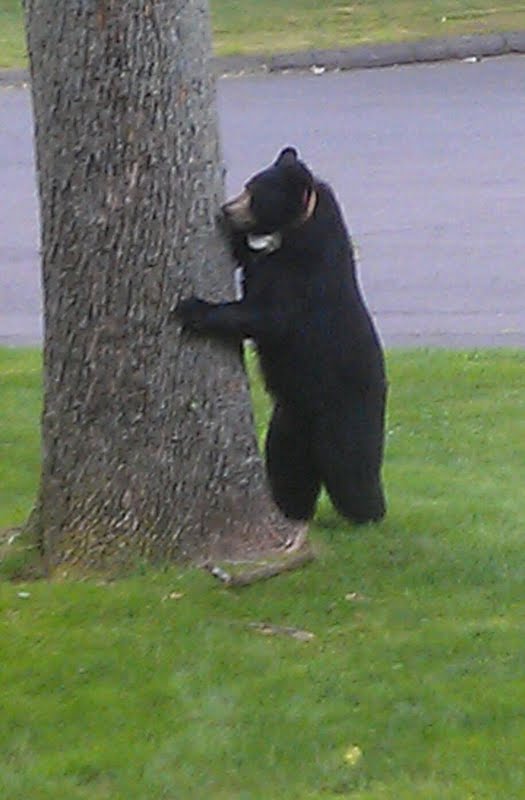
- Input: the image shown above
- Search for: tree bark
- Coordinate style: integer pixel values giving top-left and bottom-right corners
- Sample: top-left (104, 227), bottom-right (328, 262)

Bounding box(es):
top-left (23, 0), bottom-right (307, 571)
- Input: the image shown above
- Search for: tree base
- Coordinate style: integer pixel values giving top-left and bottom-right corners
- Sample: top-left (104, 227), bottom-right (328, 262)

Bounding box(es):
top-left (0, 523), bottom-right (46, 581)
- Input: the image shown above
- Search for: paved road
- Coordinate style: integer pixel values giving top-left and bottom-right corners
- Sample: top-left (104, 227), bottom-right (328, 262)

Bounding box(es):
top-left (1, 55), bottom-right (524, 347)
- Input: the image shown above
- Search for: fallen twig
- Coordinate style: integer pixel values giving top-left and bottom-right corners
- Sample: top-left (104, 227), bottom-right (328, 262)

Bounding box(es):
top-left (247, 622), bottom-right (315, 641)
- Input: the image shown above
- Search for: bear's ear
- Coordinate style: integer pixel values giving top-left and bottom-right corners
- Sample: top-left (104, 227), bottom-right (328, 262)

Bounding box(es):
top-left (275, 146), bottom-right (298, 166)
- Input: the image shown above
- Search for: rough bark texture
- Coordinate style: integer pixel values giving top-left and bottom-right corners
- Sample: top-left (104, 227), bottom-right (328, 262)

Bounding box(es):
top-left (24, 0), bottom-right (306, 571)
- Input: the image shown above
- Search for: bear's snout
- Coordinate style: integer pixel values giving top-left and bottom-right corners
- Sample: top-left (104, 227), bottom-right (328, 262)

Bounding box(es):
top-left (221, 189), bottom-right (255, 231)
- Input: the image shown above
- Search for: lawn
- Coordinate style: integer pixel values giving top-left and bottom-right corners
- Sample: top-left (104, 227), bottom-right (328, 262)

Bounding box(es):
top-left (2, 0), bottom-right (525, 68)
top-left (1, 347), bottom-right (524, 799)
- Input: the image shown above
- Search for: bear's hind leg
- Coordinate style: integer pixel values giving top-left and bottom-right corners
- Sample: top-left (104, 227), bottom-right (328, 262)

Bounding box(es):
top-left (265, 404), bottom-right (321, 521)
top-left (315, 396), bottom-right (386, 524)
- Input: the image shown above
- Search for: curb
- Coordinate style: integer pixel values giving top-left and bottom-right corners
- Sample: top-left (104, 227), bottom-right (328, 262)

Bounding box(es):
top-left (1, 30), bottom-right (525, 86)
top-left (214, 30), bottom-right (525, 75)
top-left (0, 68), bottom-right (29, 86)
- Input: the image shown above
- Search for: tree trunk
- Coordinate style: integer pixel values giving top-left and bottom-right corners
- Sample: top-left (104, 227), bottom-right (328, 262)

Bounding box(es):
top-left (24, 0), bottom-right (306, 571)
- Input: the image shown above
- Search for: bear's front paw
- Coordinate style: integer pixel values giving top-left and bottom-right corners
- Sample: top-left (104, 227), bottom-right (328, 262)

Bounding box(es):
top-left (174, 296), bottom-right (211, 333)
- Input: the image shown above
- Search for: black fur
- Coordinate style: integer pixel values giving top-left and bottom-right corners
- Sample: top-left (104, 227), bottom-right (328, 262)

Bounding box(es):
top-left (176, 148), bottom-right (387, 524)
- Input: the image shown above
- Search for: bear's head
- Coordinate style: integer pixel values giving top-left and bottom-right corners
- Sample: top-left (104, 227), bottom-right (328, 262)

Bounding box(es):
top-left (222, 147), bottom-right (316, 236)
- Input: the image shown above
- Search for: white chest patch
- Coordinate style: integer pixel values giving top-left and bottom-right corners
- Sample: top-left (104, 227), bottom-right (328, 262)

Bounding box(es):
top-left (246, 232), bottom-right (282, 253)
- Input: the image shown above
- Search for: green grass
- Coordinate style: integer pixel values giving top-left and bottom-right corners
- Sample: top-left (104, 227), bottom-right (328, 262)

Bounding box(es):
top-left (0, 0), bottom-right (25, 68)
top-left (0, 348), bottom-right (41, 529)
top-left (1, 347), bottom-right (525, 799)
top-left (2, 0), bottom-right (525, 68)
top-left (211, 0), bottom-right (525, 56)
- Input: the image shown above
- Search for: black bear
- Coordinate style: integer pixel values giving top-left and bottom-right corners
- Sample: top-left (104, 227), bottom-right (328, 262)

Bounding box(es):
top-left (176, 147), bottom-right (387, 524)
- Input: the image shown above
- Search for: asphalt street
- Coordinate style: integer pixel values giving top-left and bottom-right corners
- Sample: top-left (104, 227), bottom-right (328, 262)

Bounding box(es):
top-left (1, 54), bottom-right (524, 347)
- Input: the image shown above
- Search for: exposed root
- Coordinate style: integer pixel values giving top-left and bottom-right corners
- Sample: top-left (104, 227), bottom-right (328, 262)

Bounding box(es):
top-left (206, 542), bottom-right (315, 587)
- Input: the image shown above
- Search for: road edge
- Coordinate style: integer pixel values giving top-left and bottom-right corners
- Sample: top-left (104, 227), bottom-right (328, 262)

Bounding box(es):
top-left (215, 30), bottom-right (525, 76)
top-left (1, 30), bottom-right (525, 86)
